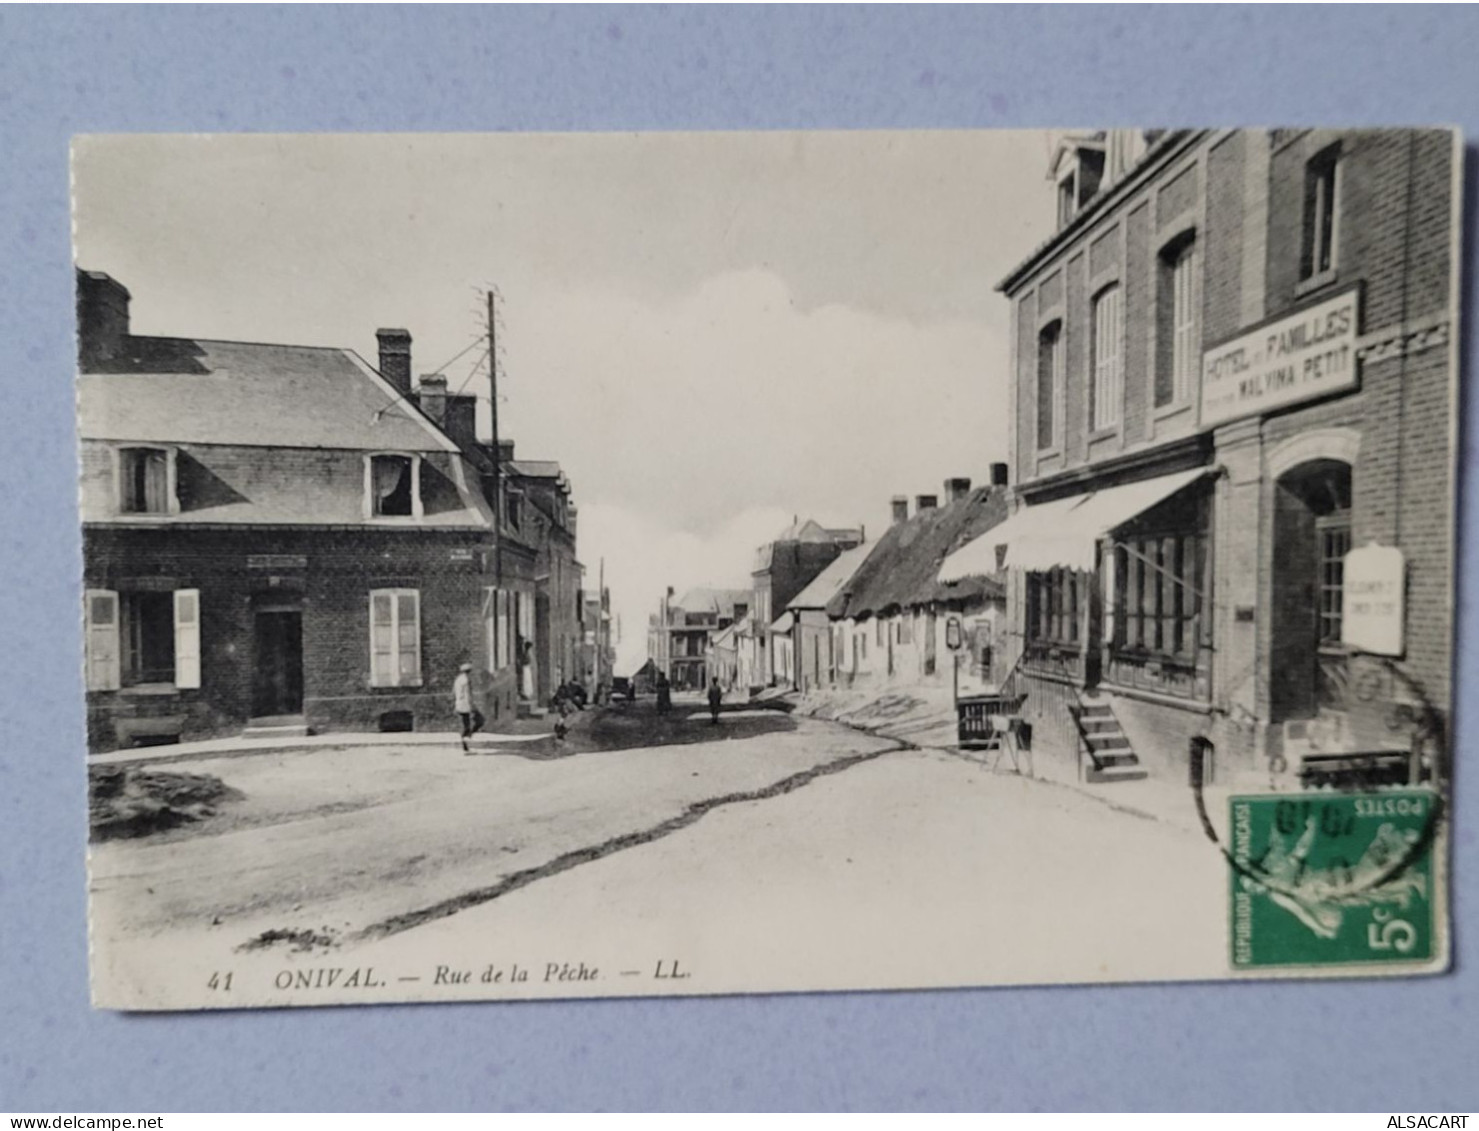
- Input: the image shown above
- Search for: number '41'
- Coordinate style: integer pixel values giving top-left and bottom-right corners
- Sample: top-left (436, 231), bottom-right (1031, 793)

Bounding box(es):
top-left (208, 971), bottom-right (233, 991)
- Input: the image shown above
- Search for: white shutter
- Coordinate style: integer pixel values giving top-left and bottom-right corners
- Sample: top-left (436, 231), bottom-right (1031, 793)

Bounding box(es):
top-left (370, 591), bottom-right (395, 686)
top-left (397, 590), bottom-right (422, 685)
top-left (482, 587), bottom-right (496, 672)
top-left (173, 589), bottom-right (201, 689)
top-left (84, 589), bottom-right (120, 691)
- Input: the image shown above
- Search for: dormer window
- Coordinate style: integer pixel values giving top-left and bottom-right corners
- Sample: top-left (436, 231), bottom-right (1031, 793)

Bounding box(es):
top-left (366, 453), bottom-right (422, 519)
top-left (505, 490), bottom-right (524, 531)
top-left (117, 445), bottom-right (176, 515)
top-left (1054, 145), bottom-right (1106, 228)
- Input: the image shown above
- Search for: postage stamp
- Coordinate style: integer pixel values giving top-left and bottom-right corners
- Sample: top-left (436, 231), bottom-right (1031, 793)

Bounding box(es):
top-left (1230, 790), bottom-right (1438, 969)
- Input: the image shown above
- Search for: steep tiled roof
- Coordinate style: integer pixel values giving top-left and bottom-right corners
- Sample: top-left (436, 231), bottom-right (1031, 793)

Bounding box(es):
top-left (787, 542), bottom-right (872, 611)
top-left (78, 337), bottom-right (457, 452)
top-left (674, 587), bottom-right (752, 618)
top-left (826, 488), bottom-right (1007, 619)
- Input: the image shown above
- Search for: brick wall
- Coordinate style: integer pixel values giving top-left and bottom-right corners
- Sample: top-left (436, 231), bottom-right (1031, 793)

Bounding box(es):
top-left (82, 524), bottom-right (516, 750)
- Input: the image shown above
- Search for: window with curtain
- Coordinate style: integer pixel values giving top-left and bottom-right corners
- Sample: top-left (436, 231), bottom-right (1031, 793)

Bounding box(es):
top-left (119, 447), bottom-right (171, 514)
top-left (1092, 285), bottom-right (1123, 431)
top-left (370, 454), bottom-right (416, 517)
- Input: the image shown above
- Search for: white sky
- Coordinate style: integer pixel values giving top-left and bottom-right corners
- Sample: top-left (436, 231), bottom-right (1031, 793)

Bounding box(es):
top-left (73, 131), bottom-right (1058, 673)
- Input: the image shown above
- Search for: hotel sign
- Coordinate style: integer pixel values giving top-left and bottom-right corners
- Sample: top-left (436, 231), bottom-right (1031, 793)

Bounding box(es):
top-left (1200, 289), bottom-right (1359, 428)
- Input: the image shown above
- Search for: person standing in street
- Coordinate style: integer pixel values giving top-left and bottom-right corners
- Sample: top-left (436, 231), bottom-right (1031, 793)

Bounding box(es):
top-left (453, 662), bottom-right (482, 753)
top-left (707, 678), bottom-right (723, 725)
top-left (656, 671), bottom-right (671, 716)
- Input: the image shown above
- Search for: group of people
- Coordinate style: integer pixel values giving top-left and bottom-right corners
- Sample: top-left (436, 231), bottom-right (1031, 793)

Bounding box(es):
top-left (652, 671), bottom-right (725, 724)
top-left (452, 664), bottom-right (727, 753)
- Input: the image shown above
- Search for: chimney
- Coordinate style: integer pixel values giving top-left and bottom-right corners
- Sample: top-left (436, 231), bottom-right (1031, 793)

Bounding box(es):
top-left (890, 496), bottom-right (909, 525)
top-left (497, 439), bottom-right (515, 463)
top-left (376, 328), bottom-right (412, 396)
top-left (442, 393), bottom-right (478, 452)
top-left (990, 462), bottom-right (1009, 487)
top-left (916, 494), bottom-right (938, 515)
top-left (76, 270), bottom-right (131, 370)
top-left (416, 374), bottom-right (447, 426)
top-left (945, 477), bottom-right (972, 503)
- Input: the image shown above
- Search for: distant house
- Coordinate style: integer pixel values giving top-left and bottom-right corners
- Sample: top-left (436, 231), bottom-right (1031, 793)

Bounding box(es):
top-left (827, 475), bottom-right (1009, 694)
top-left (652, 587), bottom-right (750, 691)
top-left (76, 270), bottom-right (536, 750)
top-left (750, 518), bottom-right (863, 687)
top-left (784, 541), bottom-right (872, 694)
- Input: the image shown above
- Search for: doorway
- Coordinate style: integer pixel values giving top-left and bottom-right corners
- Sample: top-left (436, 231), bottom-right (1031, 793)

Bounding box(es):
top-left (1269, 459), bottom-right (1352, 723)
top-left (253, 608), bottom-right (304, 717)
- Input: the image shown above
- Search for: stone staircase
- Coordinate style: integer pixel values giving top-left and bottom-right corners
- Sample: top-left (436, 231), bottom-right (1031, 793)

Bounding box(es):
top-left (1074, 695), bottom-right (1147, 783)
top-left (241, 714), bottom-right (310, 740)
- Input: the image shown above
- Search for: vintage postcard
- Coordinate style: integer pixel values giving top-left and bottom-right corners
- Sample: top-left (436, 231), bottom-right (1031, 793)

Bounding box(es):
top-left (76, 129), bottom-right (1459, 1011)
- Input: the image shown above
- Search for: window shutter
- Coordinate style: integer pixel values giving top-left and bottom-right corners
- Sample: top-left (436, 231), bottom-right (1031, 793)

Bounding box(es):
top-left (397, 591), bottom-right (422, 685)
top-left (370, 591), bottom-right (395, 686)
top-left (84, 589), bottom-right (120, 691)
top-left (173, 589), bottom-right (201, 689)
top-left (482, 587), bottom-right (496, 671)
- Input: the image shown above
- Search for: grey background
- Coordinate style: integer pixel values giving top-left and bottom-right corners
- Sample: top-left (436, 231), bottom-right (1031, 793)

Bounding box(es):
top-left (1, 4), bottom-right (1474, 1113)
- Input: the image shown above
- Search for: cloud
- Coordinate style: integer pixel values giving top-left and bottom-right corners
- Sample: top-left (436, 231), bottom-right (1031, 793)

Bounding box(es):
top-left (514, 267), bottom-right (1009, 675)
top-left (499, 267), bottom-right (1009, 537)
top-left (580, 500), bottom-right (813, 676)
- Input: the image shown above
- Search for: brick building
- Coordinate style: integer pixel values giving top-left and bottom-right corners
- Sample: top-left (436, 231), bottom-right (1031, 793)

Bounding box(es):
top-left (748, 518), bottom-right (863, 688)
top-left (649, 587), bottom-right (750, 691)
top-left (500, 450), bottom-right (583, 705)
top-left (941, 129), bottom-right (1459, 783)
top-left (78, 270), bottom-right (538, 750)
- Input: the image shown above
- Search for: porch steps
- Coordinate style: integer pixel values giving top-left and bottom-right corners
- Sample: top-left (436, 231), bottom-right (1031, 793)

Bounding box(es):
top-left (241, 715), bottom-right (310, 740)
top-left (1076, 697), bottom-right (1148, 783)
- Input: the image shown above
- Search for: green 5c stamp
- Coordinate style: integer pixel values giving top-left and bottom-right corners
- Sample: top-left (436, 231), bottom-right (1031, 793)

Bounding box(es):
top-left (1230, 790), bottom-right (1436, 969)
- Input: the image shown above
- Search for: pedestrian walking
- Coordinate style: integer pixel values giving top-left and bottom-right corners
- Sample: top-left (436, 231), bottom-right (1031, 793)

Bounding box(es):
top-left (453, 662), bottom-right (483, 753)
top-left (707, 678), bottom-right (722, 725)
top-left (655, 671), bottom-right (671, 716)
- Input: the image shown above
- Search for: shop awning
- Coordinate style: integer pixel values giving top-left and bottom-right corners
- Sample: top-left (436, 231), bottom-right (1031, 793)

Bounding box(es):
top-left (938, 466), bottom-right (1216, 578)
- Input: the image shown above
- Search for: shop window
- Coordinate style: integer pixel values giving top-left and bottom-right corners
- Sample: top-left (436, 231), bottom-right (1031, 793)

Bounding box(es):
top-left (1091, 284), bottom-right (1123, 431)
top-left (118, 446), bottom-right (174, 514)
top-left (370, 588), bottom-right (422, 687)
top-left (1113, 532), bottom-right (1206, 661)
top-left (1026, 569), bottom-right (1082, 648)
top-left (1301, 144), bottom-right (1341, 282)
top-left (1037, 321), bottom-right (1063, 450)
top-left (1155, 234), bottom-right (1198, 409)
top-left (367, 453), bottom-right (420, 518)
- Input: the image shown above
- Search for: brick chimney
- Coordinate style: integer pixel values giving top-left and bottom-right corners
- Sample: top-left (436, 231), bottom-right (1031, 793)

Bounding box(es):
top-left (442, 393), bottom-right (478, 452)
top-left (416, 374), bottom-right (447, 426)
top-left (376, 328), bottom-right (412, 396)
top-left (944, 477), bottom-right (972, 503)
top-left (76, 270), bottom-right (131, 370)
top-left (990, 462), bottom-right (1009, 487)
top-left (890, 496), bottom-right (909, 525)
top-left (915, 494), bottom-right (938, 515)
top-left (497, 439), bottom-right (515, 463)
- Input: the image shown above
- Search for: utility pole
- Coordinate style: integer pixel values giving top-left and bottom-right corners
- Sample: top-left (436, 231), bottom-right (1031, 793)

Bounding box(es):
top-left (487, 288), bottom-right (502, 589)
top-left (597, 556), bottom-right (606, 696)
